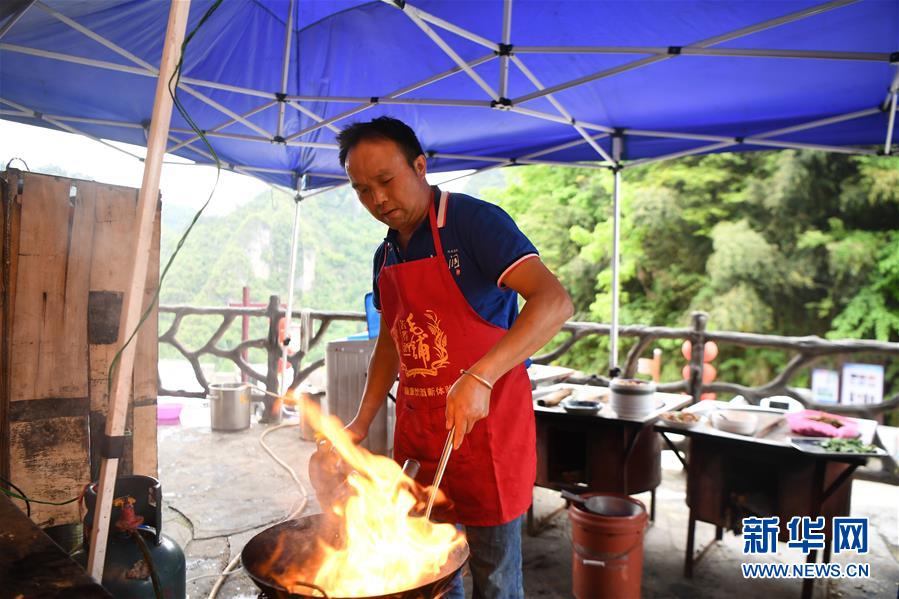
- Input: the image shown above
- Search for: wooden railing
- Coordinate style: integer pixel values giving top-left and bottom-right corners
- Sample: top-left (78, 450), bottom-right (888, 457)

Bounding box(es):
top-left (158, 300), bottom-right (898, 420)
top-left (158, 295), bottom-right (364, 398)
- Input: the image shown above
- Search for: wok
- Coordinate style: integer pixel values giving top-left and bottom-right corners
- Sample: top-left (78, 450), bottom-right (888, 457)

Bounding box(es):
top-left (242, 514), bottom-right (469, 599)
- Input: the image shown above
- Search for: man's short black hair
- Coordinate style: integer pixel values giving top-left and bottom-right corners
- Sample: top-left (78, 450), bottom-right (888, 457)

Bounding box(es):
top-left (337, 116), bottom-right (425, 168)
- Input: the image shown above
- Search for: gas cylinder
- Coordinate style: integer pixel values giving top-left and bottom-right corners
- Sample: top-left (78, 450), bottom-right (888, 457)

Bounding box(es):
top-left (75, 475), bottom-right (186, 599)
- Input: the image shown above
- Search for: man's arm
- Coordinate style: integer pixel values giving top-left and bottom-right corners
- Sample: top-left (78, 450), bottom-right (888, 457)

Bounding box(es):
top-left (445, 258), bottom-right (573, 448)
top-left (346, 314), bottom-right (399, 442)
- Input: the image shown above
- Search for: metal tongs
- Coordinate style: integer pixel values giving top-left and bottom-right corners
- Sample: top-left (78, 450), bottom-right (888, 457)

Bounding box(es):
top-left (424, 426), bottom-right (455, 521)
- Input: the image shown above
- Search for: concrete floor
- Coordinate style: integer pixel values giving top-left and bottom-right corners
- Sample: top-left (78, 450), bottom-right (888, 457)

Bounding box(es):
top-left (158, 400), bottom-right (899, 599)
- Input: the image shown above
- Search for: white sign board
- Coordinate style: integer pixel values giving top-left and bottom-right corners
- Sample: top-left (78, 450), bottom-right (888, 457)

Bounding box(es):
top-left (840, 363), bottom-right (884, 405)
top-left (811, 368), bottom-right (839, 404)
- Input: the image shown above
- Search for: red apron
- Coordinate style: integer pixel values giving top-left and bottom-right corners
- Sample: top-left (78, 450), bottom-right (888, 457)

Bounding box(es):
top-left (378, 189), bottom-right (536, 526)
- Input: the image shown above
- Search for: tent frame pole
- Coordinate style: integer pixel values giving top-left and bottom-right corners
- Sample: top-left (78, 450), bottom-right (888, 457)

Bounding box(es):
top-left (511, 0), bottom-right (856, 105)
top-left (388, 0), bottom-right (496, 51)
top-left (35, 3), bottom-right (277, 138)
top-left (168, 99), bottom-right (277, 152)
top-left (0, 96), bottom-right (146, 160)
top-left (281, 180), bottom-right (304, 394)
top-left (609, 134), bottom-right (623, 375)
top-left (284, 53), bottom-right (497, 142)
top-left (509, 54), bottom-right (616, 163)
top-left (885, 92), bottom-right (897, 155)
top-left (276, 0), bottom-right (295, 138)
top-left (401, 9), bottom-right (499, 99)
top-left (0, 0), bottom-right (37, 40)
top-left (86, 0), bottom-right (190, 582)
top-left (499, 0), bottom-right (512, 98)
top-left (513, 45), bottom-right (888, 62)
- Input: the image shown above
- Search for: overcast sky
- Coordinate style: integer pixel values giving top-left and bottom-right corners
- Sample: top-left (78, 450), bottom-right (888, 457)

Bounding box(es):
top-left (0, 120), bottom-right (473, 216)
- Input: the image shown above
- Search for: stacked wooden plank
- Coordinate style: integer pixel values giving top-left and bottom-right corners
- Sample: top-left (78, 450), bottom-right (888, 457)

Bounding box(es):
top-left (1, 169), bottom-right (158, 527)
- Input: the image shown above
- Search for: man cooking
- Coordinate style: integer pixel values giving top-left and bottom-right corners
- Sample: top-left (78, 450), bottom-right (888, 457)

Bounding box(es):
top-left (337, 116), bottom-right (572, 598)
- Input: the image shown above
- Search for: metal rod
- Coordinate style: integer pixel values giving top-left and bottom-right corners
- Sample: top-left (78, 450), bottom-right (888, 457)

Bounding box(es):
top-left (512, 0), bottom-right (857, 105)
top-left (403, 9), bottom-right (498, 100)
top-left (36, 0), bottom-right (153, 69)
top-left (429, 152), bottom-right (509, 163)
top-left (284, 104), bottom-right (373, 142)
top-left (508, 104), bottom-right (613, 133)
top-left (745, 138), bottom-right (875, 155)
top-left (425, 426), bottom-right (455, 521)
top-left (0, 42), bottom-right (153, 75)
top-left (513, 45), bottom-right (889, 62)
top-left (429, 150), bottom-right (609, 170)
top-left (28, 4), bottom-right (281, 140)
top-left (521, 132), bottom-right (610, 160)
top-left (754, 107), bottom-right (880, 138)
top-left (510, 54), bottom-right (615, 162)
top-left (0, 0), bottom-right (37, 40)
top-left (169, 127), bottom-right (338, 149)
top-left (281, 187), bottom-right (303, 394)
top-left (167, 100), bottom-right (277, 153)
top-left (882, 66), bottom-right (899, 109)
top-left (0, 96), bottom-right (146, 160)
top-left (274, 53), bottom-right (499, 142)
top-left (178, 85), bottom-right (273, 138)
top-left (286, 101), bottom-right (342, 134)
top-left (87, 0), bottom-right (190, 582)
top-left (609, 138), bottom-right (622, 373)
top-left (500, 0), bottom-right (513, 98)
top-left (0, 40), bottom-right (271, 102)
top-left (277, 0), bottom-right (295, 138)
top-left (623, 141), bottom-right (736, 170)
top-left (392, 1), bottom-right (496, 51)
top-left (885, 92), bottom-right (897, 155)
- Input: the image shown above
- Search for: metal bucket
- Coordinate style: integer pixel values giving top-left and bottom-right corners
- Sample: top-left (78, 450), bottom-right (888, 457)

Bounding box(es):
top-left (209, 382), bottom-right (251, 431)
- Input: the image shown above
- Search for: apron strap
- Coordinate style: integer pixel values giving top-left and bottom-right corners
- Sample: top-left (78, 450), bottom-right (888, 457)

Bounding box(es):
top-left (428, 189), bottom-right (449, 258)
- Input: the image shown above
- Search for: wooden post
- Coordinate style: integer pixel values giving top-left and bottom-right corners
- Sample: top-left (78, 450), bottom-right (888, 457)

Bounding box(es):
top-left (87, 0), bottom-right (191, 581)
top-left (266, 295), bottom-right (281, 396)
top-left (689, 311), bottom-right (708, 405)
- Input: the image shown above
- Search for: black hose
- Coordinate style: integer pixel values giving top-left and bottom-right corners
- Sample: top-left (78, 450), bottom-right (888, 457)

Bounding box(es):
top-left (130, 530), bottom-right (163, 599)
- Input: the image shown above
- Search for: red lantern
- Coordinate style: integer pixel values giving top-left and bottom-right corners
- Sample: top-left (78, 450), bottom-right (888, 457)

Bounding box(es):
top-left (681, 340), bottom-right (718, 400)
top-left (681, 340), bottom-right (719, 362)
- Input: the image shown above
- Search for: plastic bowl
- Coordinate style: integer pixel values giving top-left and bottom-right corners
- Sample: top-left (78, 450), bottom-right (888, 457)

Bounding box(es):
top-left (711, 410), bottom-right (757, 435)
top-left (157, 402), bottom-right (183, 422)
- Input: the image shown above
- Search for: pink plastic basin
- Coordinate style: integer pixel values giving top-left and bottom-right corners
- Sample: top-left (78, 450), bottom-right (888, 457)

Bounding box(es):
top-left (157, 402), bottom-right (183, 422)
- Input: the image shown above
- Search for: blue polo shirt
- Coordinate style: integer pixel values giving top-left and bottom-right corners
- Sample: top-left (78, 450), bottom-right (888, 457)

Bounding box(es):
top-left (372, 187), bottom-right (538, 330)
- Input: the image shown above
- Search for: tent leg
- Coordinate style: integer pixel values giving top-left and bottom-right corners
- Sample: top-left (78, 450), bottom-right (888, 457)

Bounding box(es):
top-left (609, 135), bottom-right (623, 375)
top-left (280, 184), bottom-right (303, 394)
top-left (86, 0), bottom-right (191, 582)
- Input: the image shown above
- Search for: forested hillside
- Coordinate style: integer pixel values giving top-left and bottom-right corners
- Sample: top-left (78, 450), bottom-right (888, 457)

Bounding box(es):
top-left (487, 152), bottom-right (899, 392)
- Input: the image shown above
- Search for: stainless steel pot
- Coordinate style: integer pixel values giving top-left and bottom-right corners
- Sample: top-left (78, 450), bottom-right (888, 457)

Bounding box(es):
top-left (208, 382), bottom-right (251, 431)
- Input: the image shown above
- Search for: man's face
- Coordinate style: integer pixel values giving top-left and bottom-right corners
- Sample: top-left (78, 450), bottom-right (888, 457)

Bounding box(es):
top-left (345, 137), bottom-right (429, 235)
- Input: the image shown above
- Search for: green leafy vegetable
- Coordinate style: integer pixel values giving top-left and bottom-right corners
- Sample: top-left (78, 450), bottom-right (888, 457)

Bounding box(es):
top-left (819, 438), bottom-right (878, 454)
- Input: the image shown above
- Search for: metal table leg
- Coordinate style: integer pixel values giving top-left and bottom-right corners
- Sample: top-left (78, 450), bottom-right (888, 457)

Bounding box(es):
top-left (685, 512), bottom-right (696, 578)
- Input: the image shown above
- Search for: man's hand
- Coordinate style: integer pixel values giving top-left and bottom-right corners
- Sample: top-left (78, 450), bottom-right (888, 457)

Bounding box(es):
top-left (344, 418), bottom-right (369, 444)
top-left (445, 372), bottom-right (491, 450)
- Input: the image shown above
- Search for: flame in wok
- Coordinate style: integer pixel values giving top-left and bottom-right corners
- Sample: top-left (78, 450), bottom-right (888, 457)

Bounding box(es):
top-left (285, 400), bottom-right (465, 597)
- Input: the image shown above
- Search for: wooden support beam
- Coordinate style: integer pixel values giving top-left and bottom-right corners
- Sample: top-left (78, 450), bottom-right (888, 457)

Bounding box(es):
top-left (86, 0), bottom-right (191, 581)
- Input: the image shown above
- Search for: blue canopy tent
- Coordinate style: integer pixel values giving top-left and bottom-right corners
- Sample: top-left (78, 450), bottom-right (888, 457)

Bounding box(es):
top-left (1, 0), bottom-right (897, 578)
top-left (2, 0), bottom-right (897, 368)
top-left (2, 0), bottom-right (897, 191)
